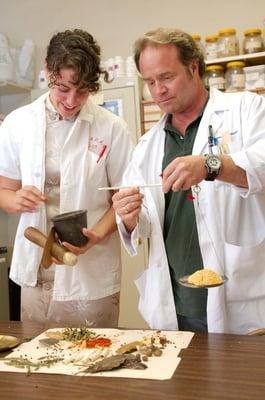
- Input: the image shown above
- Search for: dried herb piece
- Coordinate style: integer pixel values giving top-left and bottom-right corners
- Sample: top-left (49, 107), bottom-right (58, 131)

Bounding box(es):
top-left (4, 356), bottom-right (64, 375)
top-left (84, 354), bottom-right (127, 373)
top-left (38, 338), bottom-right (60, 347)
top-left (83, 353), bottom-right (147, 374)
top-left (121, 354), bottom-right (147, 370)
top-left (116, 341), bottom-right (140, 354)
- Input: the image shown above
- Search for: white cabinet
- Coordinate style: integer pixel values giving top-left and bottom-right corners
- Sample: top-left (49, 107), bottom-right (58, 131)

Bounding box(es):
top-left (0, 82), bottom-right (30, 321)
top-left (0, 81), bottom-right (30, 248)
top-left (0, 81), bottom-right (30, 115)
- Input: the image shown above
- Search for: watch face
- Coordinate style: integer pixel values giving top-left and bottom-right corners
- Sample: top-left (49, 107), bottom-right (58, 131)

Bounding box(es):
top-left (207, 155), bottom-right (221, 170)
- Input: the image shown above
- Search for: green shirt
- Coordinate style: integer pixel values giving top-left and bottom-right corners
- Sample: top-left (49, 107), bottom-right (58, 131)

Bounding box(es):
top-left (162, 113), bottom-right (207, 319)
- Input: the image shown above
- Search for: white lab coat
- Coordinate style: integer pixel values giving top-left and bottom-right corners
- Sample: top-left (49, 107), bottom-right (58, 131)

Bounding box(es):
top-left (119, 88), bottom-right (265, 333)
top-left (0, 92), bottom-right (133, 301)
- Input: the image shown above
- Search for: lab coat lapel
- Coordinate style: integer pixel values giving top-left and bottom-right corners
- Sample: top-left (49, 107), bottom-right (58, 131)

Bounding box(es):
top-left (63, 101), bottom-right (94, 149)
top-left (61, 101), bottom-right (95, 177)
top-left (140, 116), bottom-right (166, 227)
top-left (193, 89), bottom-right (228, 156)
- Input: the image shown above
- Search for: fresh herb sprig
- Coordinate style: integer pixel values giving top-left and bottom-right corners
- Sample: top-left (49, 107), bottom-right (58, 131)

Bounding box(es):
top-left (62, 327), bottom-right (98, 342)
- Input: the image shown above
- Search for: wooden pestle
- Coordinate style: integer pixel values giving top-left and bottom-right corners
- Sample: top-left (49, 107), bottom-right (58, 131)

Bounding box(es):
top-left (24, 227), bottom-right (77, 267)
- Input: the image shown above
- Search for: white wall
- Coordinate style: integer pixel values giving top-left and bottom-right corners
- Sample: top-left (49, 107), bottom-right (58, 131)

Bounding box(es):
top-left (1, 0), bottom-right (265, 87)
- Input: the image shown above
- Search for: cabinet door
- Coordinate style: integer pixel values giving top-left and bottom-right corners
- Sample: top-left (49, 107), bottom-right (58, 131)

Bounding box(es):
top-left (97, 85), bottom-right (141, 145)
top-left (0, 83), bottom-right (30, 115)
top-left (119, 240), bottom-right (148, 329)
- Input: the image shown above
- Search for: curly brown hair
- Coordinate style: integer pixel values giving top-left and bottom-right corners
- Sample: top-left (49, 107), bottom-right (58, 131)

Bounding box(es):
top-left (134, 27), bottom-right (205, 78)
top-left (45, 29), bottom-right (109, 94)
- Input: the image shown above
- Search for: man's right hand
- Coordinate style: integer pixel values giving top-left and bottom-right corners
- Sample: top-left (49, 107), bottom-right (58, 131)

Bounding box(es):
top-left (112, 187), bottom-right (144, 233)
top-left (14, 185), bottom-right (46, 212)
top-left (0, 176), bottom-right (46, 214)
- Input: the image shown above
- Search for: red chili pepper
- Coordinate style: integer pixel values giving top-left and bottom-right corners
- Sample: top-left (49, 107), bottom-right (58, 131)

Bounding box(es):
top-left (85, 337), bottom-right (112, 348)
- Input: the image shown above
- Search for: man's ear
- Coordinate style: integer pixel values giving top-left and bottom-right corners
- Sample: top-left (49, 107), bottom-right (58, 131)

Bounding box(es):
top-left (188, 61), bottom-right (198, 77)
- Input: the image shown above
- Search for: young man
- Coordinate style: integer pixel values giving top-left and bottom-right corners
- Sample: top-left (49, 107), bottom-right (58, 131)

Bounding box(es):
top-left (0, 29), bottom-right (133, 327)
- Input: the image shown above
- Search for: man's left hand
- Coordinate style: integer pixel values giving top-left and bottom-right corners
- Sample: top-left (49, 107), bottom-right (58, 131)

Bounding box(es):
top-left (61, 228), bottom-right (101, 255)
top-left (162, 155), bottom-right (206, 193)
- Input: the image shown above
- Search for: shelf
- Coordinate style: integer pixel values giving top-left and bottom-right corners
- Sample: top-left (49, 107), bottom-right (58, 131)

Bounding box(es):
top-left (141, 99), bottom-right (156, 104)
top-left (205, 51), bottom-right (265, 67)
top-left (225, 88), bottom-right (265, 94)
top-left (0, 81), bottom-right (31, 95)
top-left (251, 88), bottom-right (265, 94)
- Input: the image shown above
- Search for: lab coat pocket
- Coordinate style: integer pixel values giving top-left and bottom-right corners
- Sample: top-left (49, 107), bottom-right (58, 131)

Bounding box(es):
top-left (134, 265), bottom-right (178, 330)
top-left (226, 140), bottom-right (242, 154)
top-left (224, 238), bottom-right (265, 301)
top-left (85, 149), bottom-right (107, 184)
top-left (214, 184), bottom-right (265, 247)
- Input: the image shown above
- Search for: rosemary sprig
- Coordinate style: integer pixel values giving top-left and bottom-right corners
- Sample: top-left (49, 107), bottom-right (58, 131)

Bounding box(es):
top-left (4, 356), bottom-right (64, 375)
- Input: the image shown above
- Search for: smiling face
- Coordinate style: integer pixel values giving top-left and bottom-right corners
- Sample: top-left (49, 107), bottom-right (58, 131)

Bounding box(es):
top-left (139, 44), bottom-right (202, 116)
top-left (46, 67), bottom-right (90, 119)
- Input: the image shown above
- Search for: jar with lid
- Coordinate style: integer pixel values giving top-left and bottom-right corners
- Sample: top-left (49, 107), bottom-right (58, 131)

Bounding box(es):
top-left (218, 28), bottom-right (239, 57)
top-left (204, 35), bottom-right (219, 60)
top-left (204, 65), bottom-right (225, 91)
top-left (243, 29), bottom-right (264, 54)
top-left (225, 61), bottom-right (245, 92)
top-left (191, 34), bottom-right (205, 56)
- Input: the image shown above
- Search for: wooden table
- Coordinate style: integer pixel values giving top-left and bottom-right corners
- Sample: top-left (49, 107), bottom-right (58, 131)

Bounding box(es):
top-left (0, 321), bottom-right (264, 400)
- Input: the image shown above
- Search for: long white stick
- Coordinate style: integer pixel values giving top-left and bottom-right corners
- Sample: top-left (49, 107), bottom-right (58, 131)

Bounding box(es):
top-left (98, 183), bottom-right (162, 191)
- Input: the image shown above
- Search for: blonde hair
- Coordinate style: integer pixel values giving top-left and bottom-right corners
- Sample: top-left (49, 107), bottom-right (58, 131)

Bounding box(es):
top-left (134, 27), bottom-right (205, 77)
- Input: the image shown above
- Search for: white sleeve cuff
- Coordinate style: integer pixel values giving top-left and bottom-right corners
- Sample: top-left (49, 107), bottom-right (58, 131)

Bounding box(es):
top-left (230, 151), bottom-right (264, 197)
top-left (116, 214), bottom-right (139, 256)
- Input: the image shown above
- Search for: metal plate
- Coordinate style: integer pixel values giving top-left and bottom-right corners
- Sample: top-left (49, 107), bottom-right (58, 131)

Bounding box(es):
top-left (178, 275), bottom-right (228, 289)
top-left (0, 335), bottom-right (20, 352)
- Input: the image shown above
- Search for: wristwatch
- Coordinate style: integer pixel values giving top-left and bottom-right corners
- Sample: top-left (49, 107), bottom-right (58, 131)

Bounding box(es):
top-left (204, 154), bottom-right (222, 181)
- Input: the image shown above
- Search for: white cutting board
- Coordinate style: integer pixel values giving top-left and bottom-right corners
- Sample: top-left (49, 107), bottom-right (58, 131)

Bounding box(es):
top-left (0, 328), bottom-right (193, 380)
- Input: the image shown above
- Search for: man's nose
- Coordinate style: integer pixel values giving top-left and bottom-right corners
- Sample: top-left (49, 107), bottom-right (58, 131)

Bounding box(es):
top-left (66, 92), bottom-right (77, 106)
top-left (155, 81), bottom-right (167, 95)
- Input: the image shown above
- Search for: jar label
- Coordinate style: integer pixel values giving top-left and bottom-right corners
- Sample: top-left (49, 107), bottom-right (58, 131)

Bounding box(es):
top-left (231, 74), bottom-right (245, 87)
top-left (209, 76), bottom-right (225, 90)
top-left (245, 40), bottom-right (262, 50)
top-left (206, 44), bottom-right (219, 60)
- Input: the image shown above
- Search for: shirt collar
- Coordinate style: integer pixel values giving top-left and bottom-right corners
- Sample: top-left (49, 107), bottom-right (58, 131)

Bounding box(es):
top-left (164, 93), bottom-right (209, 133)
top-left (45, 95), bottom-right (60, 122)
top-left (45, 95), bottom-right (78, 123)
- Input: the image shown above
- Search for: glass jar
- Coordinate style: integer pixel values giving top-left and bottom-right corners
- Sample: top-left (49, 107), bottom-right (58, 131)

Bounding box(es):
top-left (205, 65), bottom-right (225, 91)
top-left (205, 35), bottom-right (219, 60)
top-left (225, 61), bottom-right (245, 92)
top-left (218, 28), bottom-right (239, 57)
top-left (243, 28), bottom-right (264, 54)
top-left (191, 34), bottom-right (205, 56)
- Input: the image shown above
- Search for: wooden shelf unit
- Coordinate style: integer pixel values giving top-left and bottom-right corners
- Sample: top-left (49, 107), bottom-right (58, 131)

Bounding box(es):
top-left (140, 99), bottom-right (163, 134)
